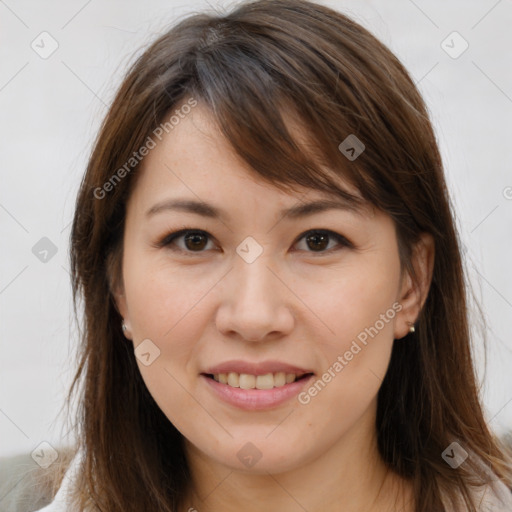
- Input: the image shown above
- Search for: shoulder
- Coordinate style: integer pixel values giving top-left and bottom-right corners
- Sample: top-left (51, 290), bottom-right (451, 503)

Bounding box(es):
top-left (0, 446), bottom-right (76, 512)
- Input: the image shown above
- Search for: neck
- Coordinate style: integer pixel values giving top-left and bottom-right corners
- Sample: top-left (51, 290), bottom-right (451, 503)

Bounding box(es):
top-left (178, 403), bottom-right (413, 512)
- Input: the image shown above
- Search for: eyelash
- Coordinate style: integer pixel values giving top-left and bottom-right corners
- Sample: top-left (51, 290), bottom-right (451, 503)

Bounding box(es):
top-left (155, 227), bottom-right (353, 256)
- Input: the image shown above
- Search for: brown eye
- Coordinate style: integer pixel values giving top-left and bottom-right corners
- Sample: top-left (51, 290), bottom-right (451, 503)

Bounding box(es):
top-left (305, 232), bottom-right (329, 251)
top-left (158, 229), bottom-right (214, 254)
top-left (183, 232), bottom-right (208, 251)
top-left (294, 229), bottom-right (351, 253)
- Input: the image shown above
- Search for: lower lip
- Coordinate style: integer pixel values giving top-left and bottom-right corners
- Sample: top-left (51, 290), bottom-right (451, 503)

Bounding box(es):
top-left (201, 374), bottom-right (314, 411)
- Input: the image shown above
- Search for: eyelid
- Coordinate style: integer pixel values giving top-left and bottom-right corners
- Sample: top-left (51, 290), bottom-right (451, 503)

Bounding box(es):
top-left (154, 227), bottom-right (215, 252)
top-left (291, 229), bottom-right (353, 252)
top-left (155, 227), bottom-right (353, 254)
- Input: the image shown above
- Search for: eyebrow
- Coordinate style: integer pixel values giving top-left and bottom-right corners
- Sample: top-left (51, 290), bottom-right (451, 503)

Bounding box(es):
top-left (146, 196), bottom-right (367, 220)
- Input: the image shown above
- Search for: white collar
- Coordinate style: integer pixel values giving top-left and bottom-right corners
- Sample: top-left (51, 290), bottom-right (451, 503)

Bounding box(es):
top-left (35, 449), bottom-right (83, 511)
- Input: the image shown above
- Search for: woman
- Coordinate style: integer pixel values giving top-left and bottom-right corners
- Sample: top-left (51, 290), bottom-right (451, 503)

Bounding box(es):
top-left (34, 0), bottom-right (512, 510)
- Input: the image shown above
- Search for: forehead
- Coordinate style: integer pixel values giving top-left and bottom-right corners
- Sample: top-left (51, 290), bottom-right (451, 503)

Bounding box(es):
top-left (130, 101), bottom-right (371, 218)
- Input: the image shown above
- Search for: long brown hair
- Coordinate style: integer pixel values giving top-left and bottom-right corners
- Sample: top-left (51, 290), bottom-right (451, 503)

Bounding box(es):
top-left (67, 0), bottom-right (511, 510)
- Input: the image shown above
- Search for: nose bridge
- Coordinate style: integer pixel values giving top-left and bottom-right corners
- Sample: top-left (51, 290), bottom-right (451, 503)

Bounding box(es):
top-left (215, 247), bottom-right (294, 341)
top-left (235, 251), bottom-right (275, 304)
top-left (233, 234), bottom-right (278, 304)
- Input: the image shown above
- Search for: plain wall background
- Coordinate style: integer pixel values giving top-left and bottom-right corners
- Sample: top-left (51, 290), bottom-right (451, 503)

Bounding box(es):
top-left (1, 0), bottom-right (511, 459)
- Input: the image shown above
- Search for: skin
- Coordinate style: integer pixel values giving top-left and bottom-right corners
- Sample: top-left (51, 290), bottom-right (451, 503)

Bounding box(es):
top-left (113, 101), bottom-right (435, 512)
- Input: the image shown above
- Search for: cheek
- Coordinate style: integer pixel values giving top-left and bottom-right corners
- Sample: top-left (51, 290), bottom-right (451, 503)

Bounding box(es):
top-left (295, 253), bottom-right (400, 412)
top-left (123, 250), bottom-right (216, 341)
top-left (123, 259), bottom-right (215, 433)
top-left (122, 253), bottom-right (218, 419)
top-left (300, 252), bottom-right (400, 349)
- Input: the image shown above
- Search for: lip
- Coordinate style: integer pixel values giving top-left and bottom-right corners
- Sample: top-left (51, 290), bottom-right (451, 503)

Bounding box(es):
top-left (201, 373), bottom-right (315, 411)
top-left (203, 359), bottom-right (314, 376)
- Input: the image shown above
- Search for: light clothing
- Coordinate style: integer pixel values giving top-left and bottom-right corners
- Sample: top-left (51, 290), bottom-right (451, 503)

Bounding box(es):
top-left (34, 450), bottom-right (82, 512)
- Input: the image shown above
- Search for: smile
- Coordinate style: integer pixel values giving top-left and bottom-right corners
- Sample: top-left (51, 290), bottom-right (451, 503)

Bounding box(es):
top-left (201, 372), bottom-right (315, 410)
top-left (207, 371), bottom-right (312, 389)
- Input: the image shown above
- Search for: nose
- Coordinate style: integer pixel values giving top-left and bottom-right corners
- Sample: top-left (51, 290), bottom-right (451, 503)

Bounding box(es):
top-left (215, 255), bottom-right (295, 342)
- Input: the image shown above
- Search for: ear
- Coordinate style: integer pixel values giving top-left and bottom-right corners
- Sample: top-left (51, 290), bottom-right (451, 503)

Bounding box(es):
top-left (394, 232), bottom-right (435, 340)
top-left (111, 284), bottom-right (133, 340)
top-left (106, 245), bottom-right (133, 338)
top-left (112, 283), bottom-right (128, 319)
top-left (108, 252), bottom-right (133, 339)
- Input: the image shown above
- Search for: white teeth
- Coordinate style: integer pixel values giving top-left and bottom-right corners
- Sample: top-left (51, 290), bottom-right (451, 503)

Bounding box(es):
top-left (227, 372), bottom-right (239, 387)
top-left (285, 373), bottom-right (296, 384)
top-left (256, 373), bottom-right (274, 389)
top-left (212, 371), bottom-right (306, 389)
top-left (274, 372), bottom-right (286, 387)
top-left (239, 374), bottom-right (256, 389)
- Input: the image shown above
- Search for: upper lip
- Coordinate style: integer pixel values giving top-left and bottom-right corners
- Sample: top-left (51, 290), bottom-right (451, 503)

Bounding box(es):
top-left (202, 360), bottom-right (315, 377)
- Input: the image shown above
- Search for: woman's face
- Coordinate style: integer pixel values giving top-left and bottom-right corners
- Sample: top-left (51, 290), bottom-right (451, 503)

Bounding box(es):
top-left (114, 102), bottom-right (429, 474)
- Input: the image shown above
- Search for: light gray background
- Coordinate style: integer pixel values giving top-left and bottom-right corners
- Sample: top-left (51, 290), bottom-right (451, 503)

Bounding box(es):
top-left (1, 0), bottom-right (511, 459)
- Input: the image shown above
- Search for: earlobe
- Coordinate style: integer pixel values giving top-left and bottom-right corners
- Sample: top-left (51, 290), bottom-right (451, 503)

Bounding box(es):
top-left (394, 232), bottom-right (435, 340)
top-left (121, 318), bottom-right (132, 340)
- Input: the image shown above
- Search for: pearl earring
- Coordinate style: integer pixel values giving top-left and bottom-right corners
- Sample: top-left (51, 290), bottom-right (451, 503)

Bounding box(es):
top-left (409, 323), bottom-right (415, 333)
top-left (122, 321), bottom-right (127, 332)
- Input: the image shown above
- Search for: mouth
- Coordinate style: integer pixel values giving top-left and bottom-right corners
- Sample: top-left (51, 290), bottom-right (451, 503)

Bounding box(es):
top-left (201, 371), bottom-right (314, 389)
top-left (200, 371), bottom-right (315, 411)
